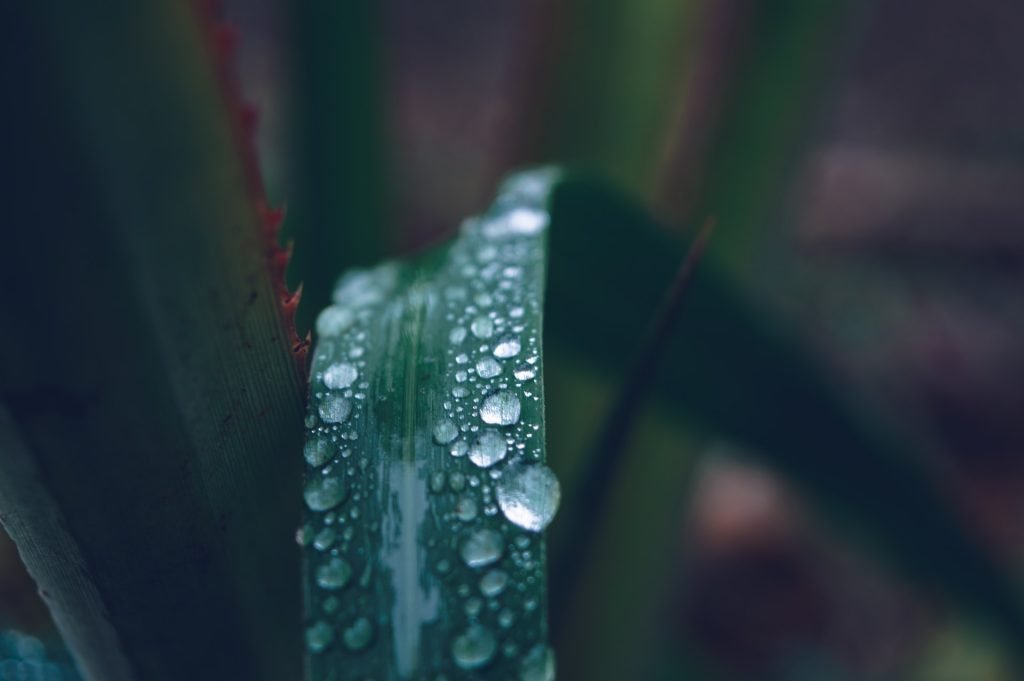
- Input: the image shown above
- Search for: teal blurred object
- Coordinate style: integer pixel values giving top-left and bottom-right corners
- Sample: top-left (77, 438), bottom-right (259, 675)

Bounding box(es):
top-left (0, 631), bottom-right (80, 681)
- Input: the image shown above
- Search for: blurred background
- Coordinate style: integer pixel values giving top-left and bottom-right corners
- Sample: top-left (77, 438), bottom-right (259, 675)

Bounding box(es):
top-left (4, 1), bottom-right (1024, 679)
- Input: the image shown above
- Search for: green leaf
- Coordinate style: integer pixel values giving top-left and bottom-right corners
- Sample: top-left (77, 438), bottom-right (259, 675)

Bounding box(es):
top-left (302, 171), bottom-right (560, 679)
top-left (544, 175), bottom-right (1024, 656)
top-left (286, 0), bottom-right (394, 333)
top-left (1, 4), bottom-right (303, 680)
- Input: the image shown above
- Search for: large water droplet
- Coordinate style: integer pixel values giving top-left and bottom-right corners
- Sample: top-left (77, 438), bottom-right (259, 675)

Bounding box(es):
top-left (492, 337), bottom-right (521, 359)
top-left (479, 570), bottom-right (508, 597)
top-left (482, 207), bottom-right (549, 239)
top-left (461, 529), bottom-right (503, 568)
top-left (304, 475), bottom-right (347, 512)
top-left (433, 418), bottom-right (459, 445)
top-left (496, 463), bottom-right (561, 532)
top-left (304, 438), bottom-right (334, 467)
top-left (316, 557), bottom-right (353, 590)
top-left (475, 357), bottom-right (502, 379)
top-left (468, 430), bottom-right (507, 468)
top-left (480, 391), bottom-right (521, 426)
top-left (452, 624), bottom-right (497, 669)
top-left (316, 306), bottom-right (355, 337)
top-left (323, 362), bottom-right (358, 390)
top-left (470, 316), bottom-right (494, 339)
top-left (305, 621), bottom-right (334, 653)
top-left (342, 617), bottom-right (373, 651)
top-left (520, 644), bottom-right (556, 681)
top-left (318, 395), bottom-right (352, 424)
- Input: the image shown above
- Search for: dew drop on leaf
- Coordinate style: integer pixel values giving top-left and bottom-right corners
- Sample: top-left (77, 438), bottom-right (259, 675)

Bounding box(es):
top-left (342, 617), bottom-right (374, 651)
top-left (475, 357), bottom-right (502, 378)
top-left (470, 316), bottom-right (494, 339)
top-left (480, 390), bottom-right (521, 425)
top-left (318, 395), bottom-right (352, 424)
top-left (451, 624), bottom-right (497, 669)
top-left (460, 529), bottom-right (503, 568)
top-left (323, 362), bottom-right (359, 390)
top-left (316, 305), bottom-right (355, 337)
top-left (304, 438), bottom-right (334, 467)
top-left (496, 463), bottom-right (561, 532)
top-left (468, 430), bottom-right (508, 468)
top-left (316, 557), bottom-right (353, 590)
top-left (492, 336), bottom-right (521, 359)
top-left (305, 621), bottom-right (334, 653)
top-left (304, 475), bottom-right (347, 512)
top-left (433, 417), bottom-right (459, 444)
top-left (479, 570), bottom-right (508, 597)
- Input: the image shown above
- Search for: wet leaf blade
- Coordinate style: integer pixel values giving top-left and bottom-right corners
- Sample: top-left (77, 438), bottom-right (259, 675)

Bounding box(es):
top-left (302, 172), bottom-right (560, 679)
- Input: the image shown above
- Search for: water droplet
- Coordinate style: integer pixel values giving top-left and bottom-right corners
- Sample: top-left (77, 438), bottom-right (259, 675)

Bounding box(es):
top-left (470, 316), bottom-right (494, 339)
top-left (323, 363), bottom-right (358, 390)
top-left (429, 472), bottom-right (447, 493)
top-left (452, 386), bottom-right (469, 398)
top-left (474, 293), bottom-right (493, 307)
top-left (316, 306), bottom-right (355, 337)
top-left (461, 529), bottom-right (503, 568)
top-left (520, 645), bottom-right (556, 681)
top-left (455, 353), bottom-right (470, 365)
top-left (471, 358), bottom-right (498, 380)
top-left (295, 524), bottom-right (313, 546)
top-left (468, 430), bottom-right (507, 468)
top-left (450, 326), bottom-right (467, 344)
top-left (498, 609), bottom-right (515, 628)
top-left (479, 570), bottom-right (508, 597)
top-left (304, 475), bottom-right (347, 512)
top-left (496, 463), bottom-right (561, 531)
top-left (483, 206), bottom-right (549, 239)
top-left (322, 596), bottom-right (340, 614)
top-left (465, 597), bottom-right (483, 617)
top-left (492, 337), bottom-right (521, 359)
top-left (480, 391), bottom-right (521, 425)
top-left (319, 395), bottom-right (352, 424)
top-left (316, 557), bottom-right (353, 590)
top-left (342, 617), bottom-right (373, 651)
top-left (306, 621), bottom-right (334, 653)
top-left (433, 418), bottom-right (459, 444)
top-left (455, 496), bottom-right (478, 521)
top-left (313, 527), bottom-right (336, 551)
top-left (450, 440), bottom-right (468, 458)
top-left (304, 438), bottom-right (334, 467)
top-left (449, 472), bottom-right (467, 491)
top-left (451, 624), bottom-right (497, 669)
top-left (513, 364), bottom-right (537, 381)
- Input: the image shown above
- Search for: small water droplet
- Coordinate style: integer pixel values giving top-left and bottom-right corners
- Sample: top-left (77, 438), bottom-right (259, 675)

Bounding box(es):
top-left (468, 430), bottom-right (507, 468)
top-left (465, 597), bottom-right (483, 617)
top-left (295, 524), bottom-right (313, 546)
top-left (433, 418), bottom-right (459, 444)
top-left (513, 364), bottom-right (537, 381)
top-left (451, 624), bottom-right (497, 669)
top-left (455, 496), bottom-right (478, 521)
top-left (342, 617), bottom-right (373, 651)
top-left (492, 337), bottom-right (521, 359)
top-left (319, 395), bottom-right (352, 424)
top-left (450, 440), bottom-right (468, 458)
top-left (470, 316), bottom-right (494, 339)
top-left (316, 306), bottom-right (355, 337)
top-left (496, 463), bottom-right (561, 532)
top-left (461, 529), bottom-right (503, 568)
top-left (304, 438), bottom-right (334, 467)
top-left (313, 527), bottom-right (336, 551)
top-left (316, 557), bottom-right (353, 590)
top-left (304, 475), bottom-right (347, 512)
top-left (455, 353), bottom-right (470, 365)
top-left (430, 472), bottom-right (447, 493)
top-left (323, 363), bottom-right (359, 390)
top-left (305, 621), bottom-right (334, 653)
top-left (480, 391), bottom-right (521, 426)
top-left (520, 645), bottom-right (556, 681)
top-left (449, 472), bottom-right (467, 492)
top-left (498, 609), bottom-right (515, 628)
top-left (479, 570), bottom-right (508, 597)
top-left (475, 357), bottom-right (502, 378)
top-left (322, 596), bottom-right (340, 614)
top-left (449, 326), bottom-right (467, 344)
top-left (452, 386), bottom-right (469, 398)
